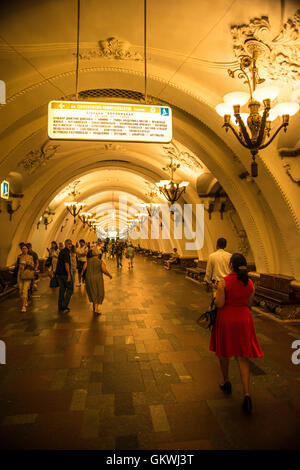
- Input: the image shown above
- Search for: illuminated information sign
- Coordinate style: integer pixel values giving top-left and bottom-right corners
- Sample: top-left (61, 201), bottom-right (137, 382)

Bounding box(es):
top-left (48, 101), bottom-right (172, 143)
top-left (1, 180), bottom-right (9, 200)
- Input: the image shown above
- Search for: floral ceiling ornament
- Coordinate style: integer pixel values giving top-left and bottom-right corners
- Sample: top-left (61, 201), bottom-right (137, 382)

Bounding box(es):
top-left (144, 181), bottom-right (160, 202)
top-left (66, 180), bottom-right (81, 198)
top-left (104, 143), bottom-right (127, 152)
top-left (78, 37), bottom-right (142, 61)
top-left (162, 145), bottom-right (203, 171)
top-left (18, 141), bottom-right (60, 175)
top-left (230, 10), bottom-right (300, 85)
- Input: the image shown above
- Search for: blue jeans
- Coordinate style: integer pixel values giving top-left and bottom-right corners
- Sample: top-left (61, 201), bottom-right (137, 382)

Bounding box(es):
top-left (57, 275), bottom-right (73, 311)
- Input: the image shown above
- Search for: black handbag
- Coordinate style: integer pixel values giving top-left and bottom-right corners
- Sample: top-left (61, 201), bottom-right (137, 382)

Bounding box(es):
top-left (197, 299), bottom-right (218, 329)
top-left (45, 256), bottom-right (52, 268)
top-left (50, 276), bottom-right (59, 288)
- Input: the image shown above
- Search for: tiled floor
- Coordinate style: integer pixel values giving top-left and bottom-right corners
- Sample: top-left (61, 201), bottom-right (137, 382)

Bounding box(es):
top-left (0, 255), bottom-right (299, 450)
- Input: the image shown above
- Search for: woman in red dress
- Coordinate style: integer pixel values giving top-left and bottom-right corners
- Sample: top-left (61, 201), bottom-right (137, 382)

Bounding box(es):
top-left (210, 253), bottom-right (263, 413)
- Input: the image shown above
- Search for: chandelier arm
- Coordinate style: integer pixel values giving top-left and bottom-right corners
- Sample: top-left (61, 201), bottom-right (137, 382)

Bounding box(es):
top-left (165, 187), bottom-right (172, 203)
top-left (255, 109), bottom-right (268, 148)
top-left (178, 188), bottom-right (185, 201)
top-left (234, 115), bottom-right (253, 148)
top-left (173, 185), bottom-right (179, 204)
top-left (258, 123), bottom-right (287, 150)
top-left (224, 123), bottom-right (251, 149)
top-left (239, 67), bottom-right (253, 98)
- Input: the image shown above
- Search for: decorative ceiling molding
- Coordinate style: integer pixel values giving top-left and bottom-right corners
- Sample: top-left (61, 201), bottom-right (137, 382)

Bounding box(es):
top-left (162, 144), bottom-right (203, 171)
top-left (77, 37), bottom-right (143, 61)
top-left (18, 141), bottom-right (60, 175)
top-left (279, 147), bottom-right (300, 158)
top-left (282, 161), bottom-right (300, 186)
top-left (103, 143), bottom-right (127, 152)
top-left (228, 202), bottom-right (250, 257)
top-left (279, 147), bottom-right (300, 186)
top-left (230, 10), bottom-right (300, 84)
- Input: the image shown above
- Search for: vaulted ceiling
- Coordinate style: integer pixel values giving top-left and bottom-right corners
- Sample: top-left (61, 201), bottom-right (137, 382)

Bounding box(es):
top-left (1, 0), bottom-right (300, 277)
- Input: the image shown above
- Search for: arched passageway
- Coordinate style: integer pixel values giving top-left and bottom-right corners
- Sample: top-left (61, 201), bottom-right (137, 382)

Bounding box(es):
top-left (0, 0), bottom-right (300, 453)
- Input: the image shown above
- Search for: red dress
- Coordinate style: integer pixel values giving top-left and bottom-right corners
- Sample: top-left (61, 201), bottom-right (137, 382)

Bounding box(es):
top-left (209, 272), bottom-right (263, 358)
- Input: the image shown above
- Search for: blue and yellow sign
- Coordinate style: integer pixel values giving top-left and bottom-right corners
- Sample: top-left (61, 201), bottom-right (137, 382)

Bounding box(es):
top-left (1, 180), bottom-right (9, 199)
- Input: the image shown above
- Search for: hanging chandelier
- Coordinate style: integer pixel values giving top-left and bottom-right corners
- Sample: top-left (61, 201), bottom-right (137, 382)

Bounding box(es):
top-left (64, 201), bottom-right (85, 222)
top-left (216, 42), bottom-right (299, 177)
top-left (79, 212), bottom-right (92, 226)
top-left (87, 218), bottom-right (97, 228)
top-left (156, 157), bottom-right (189, 204)
top-left (139, 202), bottom-right (161, 217)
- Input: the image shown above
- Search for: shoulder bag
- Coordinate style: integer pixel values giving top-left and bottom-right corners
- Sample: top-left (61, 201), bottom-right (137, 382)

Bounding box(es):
top-left (197, 298), bottom-right (218, 329)
top-left (20, 263), bottom-right (35, 280)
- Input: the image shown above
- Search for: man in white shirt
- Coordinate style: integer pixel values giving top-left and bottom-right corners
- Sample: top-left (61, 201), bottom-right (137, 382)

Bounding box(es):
top-left (204, 238), bottom-right (231, 286)
top-left (76, 239), bottom-right (88, 286)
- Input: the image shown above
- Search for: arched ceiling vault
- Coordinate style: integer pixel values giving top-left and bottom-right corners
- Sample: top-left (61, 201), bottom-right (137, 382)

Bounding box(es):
top-left (1, 0), bottom-right (300, 278)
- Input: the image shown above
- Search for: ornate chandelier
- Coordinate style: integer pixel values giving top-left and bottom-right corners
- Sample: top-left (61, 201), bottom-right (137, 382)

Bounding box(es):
top-left (64, 201), bottom-right (85, 222)
top-left (79, 212), bottom-right (92, 226)
top-left (216, 42), bottom-right (299, 177)
top-left (87, 218), bottom-right (97, 228)
top-left (156, 157), bottom-right (189, 204)
top-left (139, 203), bottom-right (161, 217)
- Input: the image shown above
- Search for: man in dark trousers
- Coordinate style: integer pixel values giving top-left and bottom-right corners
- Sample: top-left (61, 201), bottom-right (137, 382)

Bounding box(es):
top-left (55, 239), bottom-right (73, 313)
top-left (115, 242), bottom-right (123, 268)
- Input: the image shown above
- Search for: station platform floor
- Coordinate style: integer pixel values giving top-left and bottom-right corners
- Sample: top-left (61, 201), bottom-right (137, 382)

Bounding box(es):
top-left (0, 255), bottom-right (299, 450)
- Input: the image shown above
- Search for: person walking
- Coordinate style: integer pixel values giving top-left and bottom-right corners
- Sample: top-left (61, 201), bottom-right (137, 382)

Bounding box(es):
top-left (204, 238), bottom-right (231, 290)
top-left (55, 239), bottom-right (73, 313)
top-left (209, 253), bottom-right (263, 414)
top-left (48, 241), bottom-right (59, 273)
top-left (126, 244), bottom-right (135, 269)
top-left (70, 245), bottom-right (77, 285)
top-left (17, 244), bottom-right (35, 312)
top-left (26, 242), bottom-right (39, 295)
top-left (76, 239), bottom-right (88, 286)
top-left (115, 242), bottom-right (123, 268)
top-left (83, 248), bottom-right (112, 315)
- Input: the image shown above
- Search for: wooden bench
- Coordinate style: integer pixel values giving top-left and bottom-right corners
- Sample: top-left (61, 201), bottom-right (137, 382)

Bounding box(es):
top-left (250, 273), bottom-right (300, 320)
top-left (164, 256), bottom-right (196, 272)
top-left (186, 260), bottom-right (207, 283)
top-left (0, 266), bottom-right (18, 299)
top-left (152, 251), bottom-right (163, 262)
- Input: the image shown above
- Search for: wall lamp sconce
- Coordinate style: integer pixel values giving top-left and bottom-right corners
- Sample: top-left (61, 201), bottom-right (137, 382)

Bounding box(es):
top-left (37, 208), bottom-right (55, 230)
top-left (6, 200), bottom-right (21, 221)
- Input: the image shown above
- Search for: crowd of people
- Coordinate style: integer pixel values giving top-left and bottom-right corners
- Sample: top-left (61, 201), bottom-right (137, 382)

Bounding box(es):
top-left (14, 239), bottom-right (136, 315)
top-left (13, 235), bottom-right (263, 414)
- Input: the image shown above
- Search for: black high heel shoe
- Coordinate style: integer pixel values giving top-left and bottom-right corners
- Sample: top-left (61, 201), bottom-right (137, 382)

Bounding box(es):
top-left (242, 395), bottom-right (252, 414)
top-left (219, 381), bottom-right (232, 394)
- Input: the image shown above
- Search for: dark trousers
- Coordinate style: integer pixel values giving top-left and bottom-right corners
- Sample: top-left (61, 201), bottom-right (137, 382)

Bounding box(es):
top-left (57, 275), bottom-right (73, 311)
top-left (116, 255), bottom-right (122, 267)
top-left (77, 261), bottom-right (86, 282)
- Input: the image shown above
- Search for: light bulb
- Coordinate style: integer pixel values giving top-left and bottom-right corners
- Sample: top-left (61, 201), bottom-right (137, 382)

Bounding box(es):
top-left (215, 103), bottom-right (233, 117)
top-left (253, 86), bottom-right (279, 102)
top-left (223, 91), bottom-right (250, 106)
top-left (274, 102), bottom-right (299, 117)
top-left (156, 180), bottom-right (171, 187)
top-left (178, 181), bottom-right (189, 187)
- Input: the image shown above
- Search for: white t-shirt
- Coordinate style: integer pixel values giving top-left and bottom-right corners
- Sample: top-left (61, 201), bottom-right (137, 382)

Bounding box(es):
top-left (77, 245), bottom-right (88, 262)
top-left (204, 249), bottom-right (232, 282)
